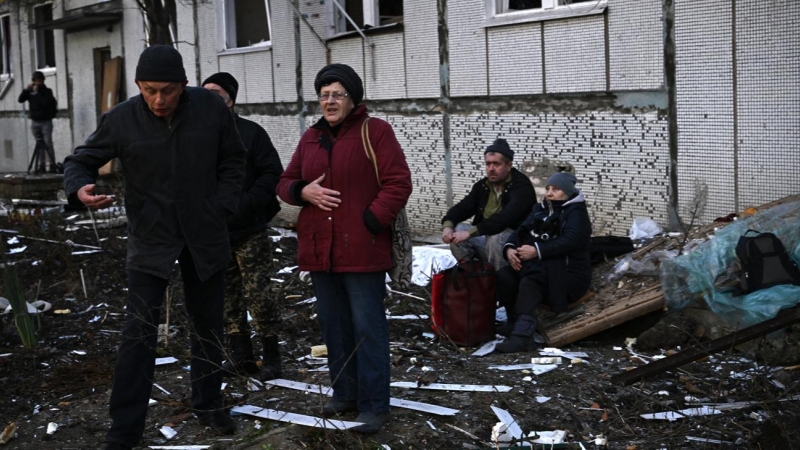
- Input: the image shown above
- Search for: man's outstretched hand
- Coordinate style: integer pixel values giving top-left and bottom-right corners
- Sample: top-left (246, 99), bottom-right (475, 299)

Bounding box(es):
top-left (77, 184), bottom-right (114, 209)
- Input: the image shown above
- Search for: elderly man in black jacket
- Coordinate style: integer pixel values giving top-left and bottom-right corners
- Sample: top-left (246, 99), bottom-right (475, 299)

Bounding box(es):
top-left (441, 139), bottom-right (536, 269)
top-left (202, 72), bottom-right (285, 381)
top-left (63, 46), bottom-right (246, 450)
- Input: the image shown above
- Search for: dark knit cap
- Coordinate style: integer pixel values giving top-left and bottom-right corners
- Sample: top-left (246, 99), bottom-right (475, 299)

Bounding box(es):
top-left (32, 71), bottom-right (45, 81)
top-left (485, 138), bottom-right (514, 160)
top-left (546, 172), bottom-right (578, 197)
top-left (314, 63), bottom-right (364, 105)
top-left (202, 72), bottom-right (239, 104)
top-left (135, 45), bottom-right (187, 82)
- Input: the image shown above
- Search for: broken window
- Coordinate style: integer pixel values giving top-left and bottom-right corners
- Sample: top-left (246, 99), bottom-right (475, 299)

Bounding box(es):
top-left (1, 15), bottom-right (11, 77)
top-left (498, 0), bottom-right (594, 13)
top-left (223, 0), bottom-right (271, 49)
top-left (330, 0), bottom-right (404, 35)
top-left (488, 0), bottom-right (606, 24)
top-left (33, 4), bottom-right (56, 69)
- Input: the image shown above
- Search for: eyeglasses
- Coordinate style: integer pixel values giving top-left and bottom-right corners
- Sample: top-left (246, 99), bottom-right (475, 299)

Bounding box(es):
top-left (318, 92), bottom-right (349, 102)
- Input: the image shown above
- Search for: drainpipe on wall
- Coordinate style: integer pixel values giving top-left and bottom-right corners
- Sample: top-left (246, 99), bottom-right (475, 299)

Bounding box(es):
top-left (438, 0), bottom-right (453, 209)
top-left (192, 0), bottom-right (201, 87)
top-left (664, 0), bottom-right (680, 230)
top-left (16, 6), bottom-right (30, 165)
top-left (291, 0), bottom-right (305, 135)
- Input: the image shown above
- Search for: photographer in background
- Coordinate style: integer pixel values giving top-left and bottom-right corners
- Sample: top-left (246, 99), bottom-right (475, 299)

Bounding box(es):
top-left (18, 71), bottom-right (57, 171)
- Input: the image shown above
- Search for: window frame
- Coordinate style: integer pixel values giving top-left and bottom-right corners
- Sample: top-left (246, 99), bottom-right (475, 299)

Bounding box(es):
top-left (32, 3), bottom-right (56, 70)
top-left (484, 0), bottom-right (607, 28)
top-left (326, 0), bottom-right (403, 38)
top-left (1, 14), bottom-right (11, 80)
top-left (217, 0), bottom-right (272, 54)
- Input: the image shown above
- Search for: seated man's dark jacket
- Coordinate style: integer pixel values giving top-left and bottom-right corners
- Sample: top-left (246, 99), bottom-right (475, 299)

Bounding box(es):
top-left (18, 84), bottom-right (55, 121)
top-left (504, 191), bottom-right (592, 311)
top-left (63, 87), bottom-right (246, 281)
top-left (442, 168), bottom-right (535, 236)
top-left (228, 115), bottom-right (284, 243)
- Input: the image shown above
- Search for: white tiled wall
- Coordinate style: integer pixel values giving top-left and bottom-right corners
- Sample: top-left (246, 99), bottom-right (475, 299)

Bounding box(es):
top-left (608, 0), bottom-right (663, 90)
top-left (544, 15), bottom-right (606, 93)
top-left (675, 0), bottom-right (735, 220)
top-left (404, 0), bottom-right (440, 98)
top-left (488, 23), bottom-right (543, 96)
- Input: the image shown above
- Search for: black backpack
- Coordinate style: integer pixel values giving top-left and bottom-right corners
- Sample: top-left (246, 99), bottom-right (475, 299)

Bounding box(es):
top-left (735, 230), bottom-right (800, 294)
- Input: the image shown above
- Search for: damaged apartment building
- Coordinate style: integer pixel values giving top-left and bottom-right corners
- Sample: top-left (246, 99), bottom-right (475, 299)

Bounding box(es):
top-left (0, 0), bottom-right (797, 236)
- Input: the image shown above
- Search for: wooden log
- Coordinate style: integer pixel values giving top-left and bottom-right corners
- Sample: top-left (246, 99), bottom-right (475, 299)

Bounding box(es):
top-left (611, 306), bottom-right (800, 386)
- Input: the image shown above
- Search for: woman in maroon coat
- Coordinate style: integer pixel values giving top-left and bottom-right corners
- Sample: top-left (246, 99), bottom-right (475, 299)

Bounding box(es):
top-left (277, 64), bottom-right (412, 434)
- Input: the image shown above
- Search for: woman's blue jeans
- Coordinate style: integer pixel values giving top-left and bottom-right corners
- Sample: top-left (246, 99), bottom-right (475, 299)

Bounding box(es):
top-left (311, 271), bottom-right (390, 413)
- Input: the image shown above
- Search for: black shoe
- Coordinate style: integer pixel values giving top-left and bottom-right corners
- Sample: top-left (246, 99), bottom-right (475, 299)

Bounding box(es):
top-left (259, 335), bottom-right (283, 381)
top-left (495, 334), bottom-right (539, 354)
top-left (496, 321), bottom-right (514, 337)
top-left (222, 333), bottom-right (259, 376)
top-left (321, 399), bottom-right (358, 418)
top-left (197, 410), bottom-right (236, 435)
top-left (103, 443), bottom-right (132, 450)
top-left (352, 411), bottom-right (391, 434)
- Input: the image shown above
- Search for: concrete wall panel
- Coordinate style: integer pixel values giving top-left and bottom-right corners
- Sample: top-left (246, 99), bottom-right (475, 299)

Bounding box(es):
top-left (675, 0), bottom-right (735, 220)
top-left (488, 23), bottom-right (543, 96)
top-left (735, 1), bottom-right (800, 207)
top-left (608, 0), bottom-right (663, 90)
top-left (243, 50), bottom-right (274, 103)
top-left (271, 0), bottom-right (297, 103)
top-left (404, 0), bottom-right (440, 98)
top-left (365, 33), bottom-right (407, 100)
top-left (449, 0), bottom-right (488, 97)
top-left (544, 15), bottom-right (606, 93)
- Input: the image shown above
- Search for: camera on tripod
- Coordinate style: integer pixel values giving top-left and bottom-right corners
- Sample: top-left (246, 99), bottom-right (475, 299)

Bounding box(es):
top-left (27, 130), bottom-right (61, 174)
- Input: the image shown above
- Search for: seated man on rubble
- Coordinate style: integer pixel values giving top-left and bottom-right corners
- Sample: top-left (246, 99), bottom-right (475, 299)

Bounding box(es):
top-left (441, 138), bottom-right (536, 270)
top-left (495, 172), bottom-right (592, 353)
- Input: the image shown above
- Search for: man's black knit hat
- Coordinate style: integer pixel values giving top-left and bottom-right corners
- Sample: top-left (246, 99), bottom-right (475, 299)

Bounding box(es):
top-left (135, 45), bottom-right (187, 82)
top-left (202, 72), bottom-right (239, 104)
top-left (485, 138), bottom-right (514, 160)
top-left (314, 63), bottom-right (364, 105)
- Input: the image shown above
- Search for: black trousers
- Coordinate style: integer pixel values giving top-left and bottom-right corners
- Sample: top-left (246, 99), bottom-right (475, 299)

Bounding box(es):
top-left (496, 266), bottom-right (546, 319)
top-left (106, 247), bottom-right (226, 447)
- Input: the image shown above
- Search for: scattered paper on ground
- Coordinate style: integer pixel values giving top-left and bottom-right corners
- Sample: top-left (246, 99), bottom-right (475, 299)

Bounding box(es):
top-left (266, 379), bottom-right (459, 416)
top-left (640, 406), bottom-right (722, 421)
top-left (231, 405), bottom-right (361, 430)
top-left (390, 382), bottom-right (512, 392)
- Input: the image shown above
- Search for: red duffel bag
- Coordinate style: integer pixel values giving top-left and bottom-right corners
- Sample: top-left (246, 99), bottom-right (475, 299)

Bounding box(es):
top-left (430, 259), bottom-right (496, 347)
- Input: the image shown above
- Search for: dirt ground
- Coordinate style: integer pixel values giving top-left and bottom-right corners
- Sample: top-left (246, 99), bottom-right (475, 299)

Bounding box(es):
top-left (2, 205), bottom-right (800, 450)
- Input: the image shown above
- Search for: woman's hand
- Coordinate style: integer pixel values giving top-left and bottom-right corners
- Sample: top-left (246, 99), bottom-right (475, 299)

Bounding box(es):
top-left (506, 247), bottom-right (522, 271)
top-left (301, 174), bottom-right (341, 211)
top-left (516, 245), bottom-right (538, 263)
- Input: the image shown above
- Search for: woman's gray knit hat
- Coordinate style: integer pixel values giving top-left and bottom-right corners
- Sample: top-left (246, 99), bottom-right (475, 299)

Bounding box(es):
top-left (545, 172), bottom-right (578, 197)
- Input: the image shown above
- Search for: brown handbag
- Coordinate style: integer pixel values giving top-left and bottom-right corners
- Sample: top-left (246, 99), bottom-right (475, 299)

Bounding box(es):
top-left (361, 118), bottom-right (413, 289)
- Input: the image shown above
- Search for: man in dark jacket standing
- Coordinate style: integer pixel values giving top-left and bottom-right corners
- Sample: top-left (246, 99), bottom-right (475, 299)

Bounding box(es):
top-left (63, 46), bottom-right (246, 450)
top-left (441, 139), bottom-right (536, 269)
top-left (202, 72), bottom-right (285, 381)
top-left (18, 71), bottom-right (57, 172)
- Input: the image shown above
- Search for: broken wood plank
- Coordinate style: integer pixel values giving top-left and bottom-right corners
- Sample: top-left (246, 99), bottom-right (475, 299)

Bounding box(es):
top-left (544, 285), bottom-right (665, 347)
top-left (611, 306), bottom-right (800, 386)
